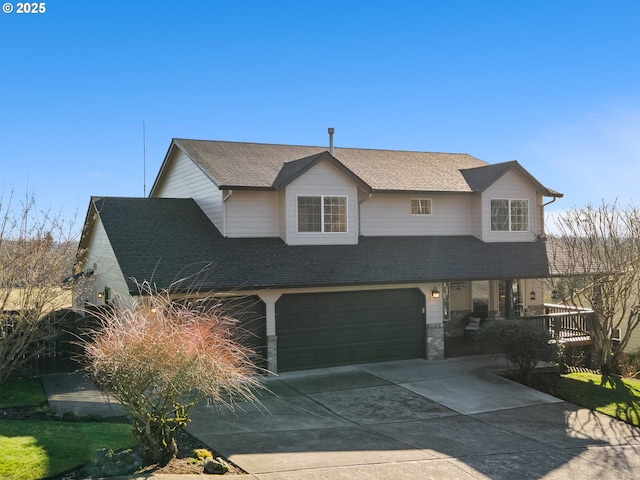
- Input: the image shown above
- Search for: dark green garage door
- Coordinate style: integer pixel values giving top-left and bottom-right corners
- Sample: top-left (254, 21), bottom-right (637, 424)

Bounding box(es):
top-left (206, 296), bottom-right (267, 369)
top-left (276, 289), bottom-right (425, 372)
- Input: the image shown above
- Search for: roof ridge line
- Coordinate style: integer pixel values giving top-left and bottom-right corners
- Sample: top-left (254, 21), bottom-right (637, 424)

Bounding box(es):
top-left (173, 138), bottom-right (479, 157)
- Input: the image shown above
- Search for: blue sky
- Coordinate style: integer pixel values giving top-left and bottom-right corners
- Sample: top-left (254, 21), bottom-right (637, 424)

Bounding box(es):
top-left (2, 1), bottom-right (639, 231)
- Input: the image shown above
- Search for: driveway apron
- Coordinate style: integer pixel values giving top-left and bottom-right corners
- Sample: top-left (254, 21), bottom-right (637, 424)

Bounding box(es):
top-left (187, 355), bottom-right (640, 480)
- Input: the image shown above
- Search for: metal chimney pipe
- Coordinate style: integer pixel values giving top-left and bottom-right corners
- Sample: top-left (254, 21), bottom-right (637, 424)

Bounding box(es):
top-left (328, 127), bottom-right (334, 155)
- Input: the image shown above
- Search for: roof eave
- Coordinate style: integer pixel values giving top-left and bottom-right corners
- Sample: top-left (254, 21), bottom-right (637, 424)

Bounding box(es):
top-left (150, 139), bottom-right (223, 197)
top-left (545, 189), bottom-right (564, 198)
top-left (75, 198), bottom-right (100, 271)
top-left (133, 270), bottom-right (555, 295)
top-left (468, 161), bottom-right (563, 198)
top-left (148, 140), bottom-right (179, 197)
top-left (218, 185), bottom-right (276, 191)
top-left (372, 189), bottom-right (475, 195)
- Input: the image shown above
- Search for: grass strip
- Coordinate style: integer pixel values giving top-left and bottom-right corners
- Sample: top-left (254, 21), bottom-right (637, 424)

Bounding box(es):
top-left (558, 372), bottom-right (640, 426)
top-left (0, 420), bottom-right (136, 480)
top-left (0, 378), bottom-right (47, 408)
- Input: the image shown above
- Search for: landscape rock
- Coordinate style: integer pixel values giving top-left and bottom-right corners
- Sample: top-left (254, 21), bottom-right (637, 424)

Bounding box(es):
top-left (86, 447), bottom-right (143, 477)
top-left (203, 456), bottom-right (229, 474)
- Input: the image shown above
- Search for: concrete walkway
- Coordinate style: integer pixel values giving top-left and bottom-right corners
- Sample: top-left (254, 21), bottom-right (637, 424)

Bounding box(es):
top-left (40, 371), bottom-right (127, 419)
top-left (40, 356), bottom-right (640, 479)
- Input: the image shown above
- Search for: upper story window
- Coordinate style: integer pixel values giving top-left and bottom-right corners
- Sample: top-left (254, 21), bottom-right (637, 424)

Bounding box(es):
top-left (411, 198), bottom-right (432, 215)
top-left (491, 199), bottom-right (529, 231)
top-left (298, 195), bottom-right (347, 233)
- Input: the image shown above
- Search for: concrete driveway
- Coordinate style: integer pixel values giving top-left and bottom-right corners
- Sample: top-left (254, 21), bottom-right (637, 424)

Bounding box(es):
top-left (187, 355), bottom-right (640, 479)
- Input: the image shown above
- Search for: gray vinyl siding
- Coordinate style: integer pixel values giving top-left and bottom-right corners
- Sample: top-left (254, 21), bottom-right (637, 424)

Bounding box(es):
top-left (535, 192), bottom-right (544, 236)
top-left (284, 160), bottom-right (359, 245)
top-left (152, 149), bottom-right (224, 233)
top-left (624, 326), bottom-right (640, 354)
top-left (278, 190), bottom-right (286, 240)
top-left (470, 196), bottom-right (482, 239)
top-left (225, 190), bottom-right (280, 238)
top-left (481, 169), bottom-right (538, 242)
top-left (80, 216), bottom-right (130, 304)
top-left (359, 194), bottom-right (472, 236)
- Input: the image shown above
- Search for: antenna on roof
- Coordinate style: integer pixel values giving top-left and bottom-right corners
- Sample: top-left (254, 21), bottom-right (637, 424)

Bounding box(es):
top-left (143, 121), bottom-right (147, 197)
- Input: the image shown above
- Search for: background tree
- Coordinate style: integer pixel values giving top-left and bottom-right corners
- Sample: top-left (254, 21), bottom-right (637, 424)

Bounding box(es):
top-left (0, 190), bottom-right (77, 384)
top-left (548, 201), bottom-right (640, 375)
top-left (82, 282), bottom-right (264, 463)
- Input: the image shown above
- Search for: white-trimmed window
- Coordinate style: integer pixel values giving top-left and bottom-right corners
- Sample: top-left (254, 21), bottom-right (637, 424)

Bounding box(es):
top-left (491, 199), bottom-right (529, 232)
top-left (297, 195), bottom-right (347, 233)
top-left (411, 198), bottom-right (432, 215)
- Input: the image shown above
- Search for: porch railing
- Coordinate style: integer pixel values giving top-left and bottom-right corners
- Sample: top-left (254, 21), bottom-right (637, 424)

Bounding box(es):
top-left (521, 304), bottom-right (594, 342)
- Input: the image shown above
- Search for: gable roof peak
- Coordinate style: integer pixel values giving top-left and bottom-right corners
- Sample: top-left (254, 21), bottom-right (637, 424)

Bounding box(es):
top-left (272, 151), bottom-right (371, 191)
top-left (460, 160), bottom-right (562, 197)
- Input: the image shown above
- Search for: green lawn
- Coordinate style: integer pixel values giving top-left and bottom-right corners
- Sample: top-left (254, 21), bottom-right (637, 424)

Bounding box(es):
top-left (0, 420), bottom-right (136, 480)
top-left (0, 378), bottom-right (137, 480)
top-left (0, 377), bottom-right (48, 408)
top-left (558, 372), bottom-right (640, 426)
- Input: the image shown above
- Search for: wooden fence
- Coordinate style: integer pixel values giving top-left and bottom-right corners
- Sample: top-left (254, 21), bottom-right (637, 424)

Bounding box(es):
top-left (1, 309), bottom-right (99, 376)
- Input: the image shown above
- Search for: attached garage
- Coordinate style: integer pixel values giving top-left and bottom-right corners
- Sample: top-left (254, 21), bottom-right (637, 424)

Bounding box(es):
top-left (276, 289), bottom-right (426, 372)
top-left (215, 296), bottom-right (268, 368)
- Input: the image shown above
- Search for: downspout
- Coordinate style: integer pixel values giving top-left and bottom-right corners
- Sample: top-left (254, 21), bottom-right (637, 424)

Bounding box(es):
top-left (223, 190), bottom-right (233, 237)
top-left (541, 196), bottom-right (558, 235)
top-left (358, 192), bottom-right (373, 236)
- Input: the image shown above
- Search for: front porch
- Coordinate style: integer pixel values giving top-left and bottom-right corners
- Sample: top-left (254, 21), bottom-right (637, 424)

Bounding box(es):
top-left (445, 335), bottom-right (503, 358)
top-left (444, 304), bottom-right (594, 358)
top-left (523, 304), bottom-right (594, 347)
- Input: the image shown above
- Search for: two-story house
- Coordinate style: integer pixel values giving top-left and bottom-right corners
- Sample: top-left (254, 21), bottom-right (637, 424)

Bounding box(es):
top-left (74, 134), bottom-right (562, 373)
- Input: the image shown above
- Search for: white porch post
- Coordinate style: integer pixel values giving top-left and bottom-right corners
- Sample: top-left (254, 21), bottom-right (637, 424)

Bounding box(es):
top-left (258, 291), bottom-right (282, 373)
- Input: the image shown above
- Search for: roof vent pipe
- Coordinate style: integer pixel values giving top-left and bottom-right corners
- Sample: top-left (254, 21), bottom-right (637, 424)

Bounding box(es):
top-left (328, 127), bottom-right (334, 155)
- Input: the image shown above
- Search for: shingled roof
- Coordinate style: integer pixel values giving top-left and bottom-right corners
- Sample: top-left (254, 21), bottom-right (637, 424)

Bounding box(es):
top-left (91, 197), bottom-right (554, 295)
top-left (162, 139), bottom-right (493, 194)
top-left (271, 151), bottom-right (370, 191)
top-left (461, 161), bottom-right (563, 197)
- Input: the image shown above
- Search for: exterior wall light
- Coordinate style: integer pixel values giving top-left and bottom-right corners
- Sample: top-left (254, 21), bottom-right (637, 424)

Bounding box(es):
top-left (432, 286), bottom-right (440, 298)
top-left (530, 290), bottom-right (536, 301)
top-left (97, 291), bottom-right (104, 299)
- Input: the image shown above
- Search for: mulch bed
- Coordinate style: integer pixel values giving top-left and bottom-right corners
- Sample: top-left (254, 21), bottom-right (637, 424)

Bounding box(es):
top-left (528, 371), bottom-right (563, 397)
top-left (1, 406), bottom-right (49, 420)
top-left (511, 366), bottom-right (601, 399)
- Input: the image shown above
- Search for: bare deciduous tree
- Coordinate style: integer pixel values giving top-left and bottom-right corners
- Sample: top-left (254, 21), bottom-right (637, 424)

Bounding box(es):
top-left (548, 201), bottom-right (640, 375)
top-left (0, 190), bottom-right (77, 384)
top-left (81, 282), bottom-right (264, 462)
